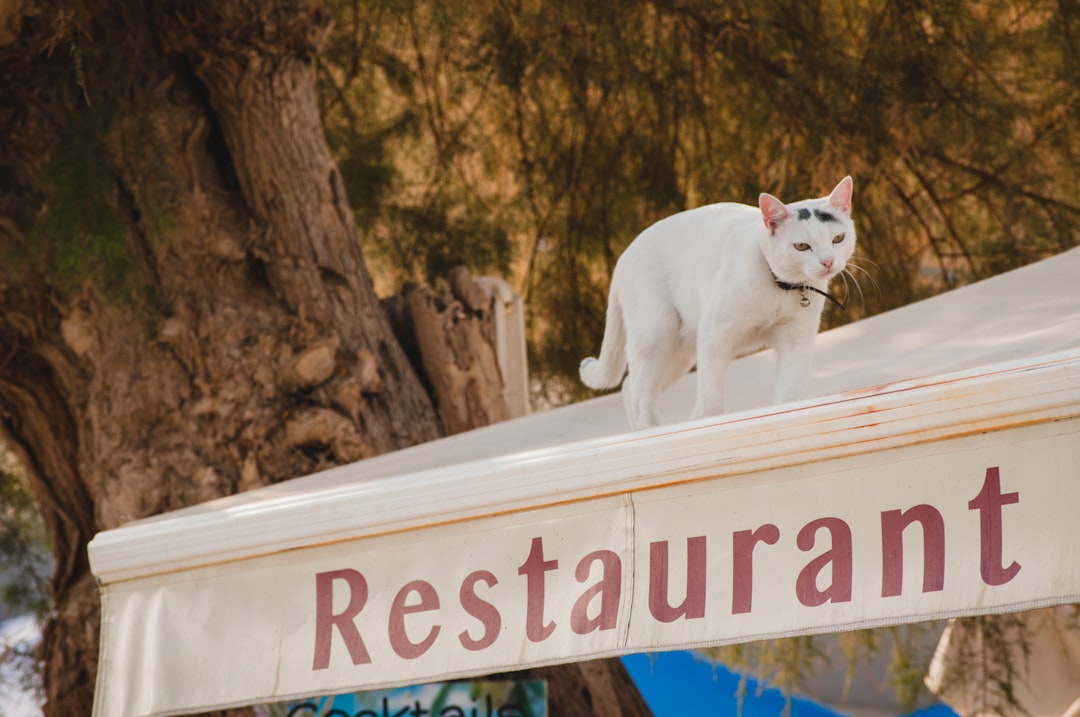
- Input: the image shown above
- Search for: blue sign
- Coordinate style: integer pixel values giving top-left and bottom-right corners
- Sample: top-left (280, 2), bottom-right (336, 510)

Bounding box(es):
top-left (274, 680), bottom-right (546, 717)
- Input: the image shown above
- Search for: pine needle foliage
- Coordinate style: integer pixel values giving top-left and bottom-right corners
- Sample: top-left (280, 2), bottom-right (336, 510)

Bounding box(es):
top-left (320, 0), bottom-right (1080, 400)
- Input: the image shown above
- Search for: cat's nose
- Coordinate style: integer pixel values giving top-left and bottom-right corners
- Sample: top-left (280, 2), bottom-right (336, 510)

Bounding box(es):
top-left (820, 257), bottom-right (834, 271)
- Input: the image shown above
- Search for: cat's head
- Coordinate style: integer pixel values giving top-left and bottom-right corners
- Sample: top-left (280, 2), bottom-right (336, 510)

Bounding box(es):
top-left (757, 176), bottom-right (856, 284)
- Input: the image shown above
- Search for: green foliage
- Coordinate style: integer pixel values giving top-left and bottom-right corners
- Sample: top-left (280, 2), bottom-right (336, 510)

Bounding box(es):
top-left (935, 614), bottom-right (1035, 716)
top-left (711, 635), bottom-right (825, 710)
top-left (702, 623), bottom-right (946, 713)
top-left (877, 623), bottom-right (953, 711)
top-left (4, 1), bottom-right (175, 309)
top-left (0, 447), bottom-right (50, 621)
top-left (27, 117), bottom-right (132, 299)
top-left (8, 99), bottom-right (175, 312)
top-left (319, 0), bottom-right (520, 287)
top-left (321, 0), bottom-right (1080, 402)
top-left (0, 445), bottom-right (50, 704)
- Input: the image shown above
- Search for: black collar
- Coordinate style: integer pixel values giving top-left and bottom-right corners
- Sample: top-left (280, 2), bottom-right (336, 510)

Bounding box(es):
top-left (770, 270), bottom-right (846, 310)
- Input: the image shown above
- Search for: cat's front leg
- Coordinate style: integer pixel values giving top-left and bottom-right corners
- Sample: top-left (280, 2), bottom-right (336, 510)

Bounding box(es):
top-left (772, 327), bottom-right (816, 405)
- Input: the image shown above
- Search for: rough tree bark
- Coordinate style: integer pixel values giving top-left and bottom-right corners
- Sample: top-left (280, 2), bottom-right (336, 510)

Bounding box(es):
top-left (1, 3), bottom-right (440, 713)
top-left (384, 266), bottom-right (513, 435)
top-left (0, 2), bottom-right (650, 716)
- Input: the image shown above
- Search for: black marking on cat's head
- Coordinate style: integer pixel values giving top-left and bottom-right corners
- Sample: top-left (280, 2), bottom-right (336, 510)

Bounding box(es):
top-left (797, 208), bottom-right (811, 220)
top-left (813, 209), bottom-right (838, 223)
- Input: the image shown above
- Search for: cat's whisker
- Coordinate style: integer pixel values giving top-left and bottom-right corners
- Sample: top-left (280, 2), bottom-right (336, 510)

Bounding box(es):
top-left (851, 254), bottom-right (883, 271)
top-left (840, 267), bottom-right (866, 307)
top-left (848, 255), bottom-right (883, 284)
top-left (834, 268), bottom-right (856, 305)
top-left (845, 261), bottom-right (881, 296)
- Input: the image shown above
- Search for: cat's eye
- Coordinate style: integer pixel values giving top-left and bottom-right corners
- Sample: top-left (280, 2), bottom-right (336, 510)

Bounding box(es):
top-left (832, 234), bottom-right (845, 244)
top-left (793, 242), bottom-right (811, 251)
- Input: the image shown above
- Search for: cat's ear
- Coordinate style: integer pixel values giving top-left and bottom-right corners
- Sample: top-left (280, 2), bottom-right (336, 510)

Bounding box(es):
top-left (759, 193), bottom-right (789, 234)
top-left (827, 176), bottom-right (853, 214)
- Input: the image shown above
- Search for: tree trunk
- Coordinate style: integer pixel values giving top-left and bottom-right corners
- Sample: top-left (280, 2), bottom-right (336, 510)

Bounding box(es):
top-left (496, 660), bottom-right (654, 716)
top-left (2, 2), bottom-right (439, 713)
top-left (0, 2), bottom-right (649, 716)
top-left (384, 266), bottom-right (513, 435)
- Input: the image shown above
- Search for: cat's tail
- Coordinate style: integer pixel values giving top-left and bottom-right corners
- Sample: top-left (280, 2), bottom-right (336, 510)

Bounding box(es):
top-left (579, 287), bottom-right (628, 390)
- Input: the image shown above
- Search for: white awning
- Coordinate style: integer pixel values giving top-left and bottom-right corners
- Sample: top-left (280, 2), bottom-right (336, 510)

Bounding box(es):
top-left (89, 247), bottom-right (1080, 717)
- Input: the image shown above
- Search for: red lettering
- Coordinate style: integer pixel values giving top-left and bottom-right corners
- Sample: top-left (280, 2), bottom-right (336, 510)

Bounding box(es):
top-left (459, 570), bottom-right (501, 651)
top-left (880, 504), bottom-right (945, 597)
top-left (968, 466), bottom-right (1021, 585)
top-left (648, 537), bottom-right (706, 622)
top-left (796, 517), bottom-right (852, 606)
top-left (388, 580), bottom-right (441, 659)
top-left (517, 537), bottom-right (558, 642)
top-left (732, 524), bottom-right (780, 614)
top-left (312, 569), bottom-right (371, 670)
top-left (571, 550), bottom-right (622, 634)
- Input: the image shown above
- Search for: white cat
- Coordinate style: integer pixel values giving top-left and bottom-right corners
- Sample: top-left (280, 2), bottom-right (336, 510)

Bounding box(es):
top-left (580, 177), bottom-right (856, 429)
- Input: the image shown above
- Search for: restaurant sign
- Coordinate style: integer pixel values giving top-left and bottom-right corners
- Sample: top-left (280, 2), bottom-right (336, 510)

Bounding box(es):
top-left (94, 415), bottom-right (1080, 716)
